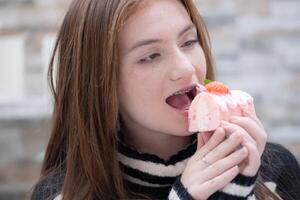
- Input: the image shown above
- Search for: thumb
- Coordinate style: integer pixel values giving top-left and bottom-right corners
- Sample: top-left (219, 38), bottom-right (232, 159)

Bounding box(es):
top-left (202, 131), bottom-right (214, 143)
top-left (197, 132), bottom-right (205, 151)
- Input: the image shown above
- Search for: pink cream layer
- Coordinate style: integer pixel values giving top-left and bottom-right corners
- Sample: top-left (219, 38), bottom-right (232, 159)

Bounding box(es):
top-left (188, 90), bottom-right (256, 132)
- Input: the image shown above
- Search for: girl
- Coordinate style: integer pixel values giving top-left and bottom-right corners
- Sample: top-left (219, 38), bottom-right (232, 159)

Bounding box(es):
top-left (31, 0), bottom-right (300, 199)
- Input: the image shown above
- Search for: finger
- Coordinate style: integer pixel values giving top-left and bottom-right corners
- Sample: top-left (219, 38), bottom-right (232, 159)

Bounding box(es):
top-left (242, 109), bottom-right (263, 128)
top-left (198, 147), bottom-right (248, 183)
top-left (196, 84), bottom-right (207, 93)
top-left (239, 140), bottom-right (261, 176)
top-left (202, 131), bottom-right (213, 144)
top-left (247, 141), bottom-right (261, 170)
top-left (229, 116), bottom-right (267, 154)
top-left (204, 131), bottom-right (244, 165)
top-left (221, 120), bottom-right (256, 145)
top-left (191, 166), bottom-right (239, 198)
top-left (197, 133), bottom-right (205, 151)
top-left (194, 128), bottom-right (225, 161)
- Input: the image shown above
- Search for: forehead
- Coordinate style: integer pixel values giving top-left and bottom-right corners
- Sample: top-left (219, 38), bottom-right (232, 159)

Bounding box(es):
top-left (119, 0), bottom-right (192, 50)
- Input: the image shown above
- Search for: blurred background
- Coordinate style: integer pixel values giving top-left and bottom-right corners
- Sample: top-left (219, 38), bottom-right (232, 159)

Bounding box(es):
top-left (0, 0), bottom-right (299, 199)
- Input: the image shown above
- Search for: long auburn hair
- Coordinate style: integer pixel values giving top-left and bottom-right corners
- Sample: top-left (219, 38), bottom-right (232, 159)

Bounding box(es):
top-left (36, 0), bottom-right (280, 199)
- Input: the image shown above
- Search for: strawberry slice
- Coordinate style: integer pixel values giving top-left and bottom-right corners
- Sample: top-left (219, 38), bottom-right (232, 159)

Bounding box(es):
top-left (205, 81), bottom-right (229, 94)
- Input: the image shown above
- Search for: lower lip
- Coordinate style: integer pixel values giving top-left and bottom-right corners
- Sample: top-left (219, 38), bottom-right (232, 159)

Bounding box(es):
top-left (173, 108), bottom-right (189, 117)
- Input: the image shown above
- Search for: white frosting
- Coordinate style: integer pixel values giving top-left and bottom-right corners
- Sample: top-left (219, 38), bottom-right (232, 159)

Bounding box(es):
top-left (210, 90), bottom-right (253, 113)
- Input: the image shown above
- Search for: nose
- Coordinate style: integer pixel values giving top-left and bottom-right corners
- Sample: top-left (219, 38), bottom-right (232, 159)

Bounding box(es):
top-left (169, 49), bottom-right (196, 81)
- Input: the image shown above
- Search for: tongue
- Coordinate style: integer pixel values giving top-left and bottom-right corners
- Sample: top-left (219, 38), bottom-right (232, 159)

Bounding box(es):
top-left (166, 93), bottom-right (191, 110)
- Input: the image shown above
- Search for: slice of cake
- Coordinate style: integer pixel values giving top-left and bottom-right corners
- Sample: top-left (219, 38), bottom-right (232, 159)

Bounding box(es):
top-left (188, 81), bottom-right (256, 132)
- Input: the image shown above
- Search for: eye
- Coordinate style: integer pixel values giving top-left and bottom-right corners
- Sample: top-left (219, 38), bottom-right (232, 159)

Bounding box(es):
top-left (139, 53), bottom-right (161, 64)
top-left (181, 39), bottom-right (199, 48)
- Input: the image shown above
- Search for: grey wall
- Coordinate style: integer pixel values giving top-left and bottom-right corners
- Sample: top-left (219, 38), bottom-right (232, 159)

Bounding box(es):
top-left (197, 0), bottom-right (300, 149)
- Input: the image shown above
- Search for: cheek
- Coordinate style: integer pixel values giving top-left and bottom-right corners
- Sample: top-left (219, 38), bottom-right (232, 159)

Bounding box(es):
top-left (119, 68), bottom-right (161, 108)
top-left (199, 53), bottom-right (207, 79)
top-left (190, 46), bottom-right (207, 79)
top-left (118, 72), bottom-right (164, 127)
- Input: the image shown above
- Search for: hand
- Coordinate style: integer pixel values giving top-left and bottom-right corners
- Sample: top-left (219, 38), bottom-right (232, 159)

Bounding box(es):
top-left (221, 109), bottom-right (267, 176)
top-left (181, 128), bottom-right (249, 200)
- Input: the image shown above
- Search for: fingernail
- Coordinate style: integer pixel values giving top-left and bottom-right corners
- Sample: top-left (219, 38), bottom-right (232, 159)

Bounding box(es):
top-left (196, 84), bottom-right (206, 92)
top-left (240, 147), bottom-right (247, 155)
top-left (216, 126), bottom-right (225, 133)
top-left (230, 116), bottom-right (238, 121)
top-left (221, 120), bottom-right (230, 125)
top-left (243, 109), bottom-right (250, 114)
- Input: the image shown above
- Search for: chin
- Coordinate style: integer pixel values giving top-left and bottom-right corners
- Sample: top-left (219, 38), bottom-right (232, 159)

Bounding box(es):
top-left (169, 127), bottom-right (193, 136)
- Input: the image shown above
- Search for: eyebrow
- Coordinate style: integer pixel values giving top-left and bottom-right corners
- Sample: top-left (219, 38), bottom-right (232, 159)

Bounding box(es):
top-left (128, 23), bottom-right (196, 52)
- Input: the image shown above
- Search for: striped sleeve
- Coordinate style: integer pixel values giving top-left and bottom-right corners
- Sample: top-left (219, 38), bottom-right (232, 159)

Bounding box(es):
top-left (168, 176), bottom-right (194, 200)
top-left (168, 174), bottom-right (257, 200)
top-left (212, 173), bottom-right (258, 199)
top-left (209, 174), bottom-right (257, 200)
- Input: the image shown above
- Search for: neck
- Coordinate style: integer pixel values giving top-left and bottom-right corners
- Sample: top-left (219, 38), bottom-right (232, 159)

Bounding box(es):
top-left (120, 124), bottom-right (194, 161)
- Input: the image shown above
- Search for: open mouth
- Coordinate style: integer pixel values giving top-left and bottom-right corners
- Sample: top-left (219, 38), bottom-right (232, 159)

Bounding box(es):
top-left (165, 85), bottom-right (198, 111)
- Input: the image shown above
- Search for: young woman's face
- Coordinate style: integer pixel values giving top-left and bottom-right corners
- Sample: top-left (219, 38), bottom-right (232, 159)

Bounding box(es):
top-left (118, 0), bottom-right (207, 137)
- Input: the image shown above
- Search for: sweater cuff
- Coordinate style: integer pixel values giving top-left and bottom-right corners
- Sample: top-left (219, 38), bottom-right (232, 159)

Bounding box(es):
top-left (219, 173), bottom-right (258, 199)
top-left (168, 176), bottom-right (194, 200)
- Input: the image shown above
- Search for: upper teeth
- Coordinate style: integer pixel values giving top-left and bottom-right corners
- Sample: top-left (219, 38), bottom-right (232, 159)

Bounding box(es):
top-left (172, 87), bottom-right (193, 96)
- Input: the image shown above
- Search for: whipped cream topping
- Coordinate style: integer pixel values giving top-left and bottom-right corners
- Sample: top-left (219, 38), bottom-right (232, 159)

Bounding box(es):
top-left (206, 90), bottom-right (253, 113)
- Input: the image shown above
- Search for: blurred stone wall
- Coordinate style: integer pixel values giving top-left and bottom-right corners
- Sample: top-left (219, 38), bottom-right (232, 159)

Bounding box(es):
top-left (0, 0), bottom-right (299, 199)
top-left (197, 0), bottom-right (300, 153)
top-left (0, 1), bottom-right (72, 199)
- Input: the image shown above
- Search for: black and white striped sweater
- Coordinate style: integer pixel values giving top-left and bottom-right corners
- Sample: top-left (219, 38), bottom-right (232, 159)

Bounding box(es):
top-left (31, 139), bottom-right (300, 200)
top-left (118, 137), bottom-right (300, 200)
top-left (118, 137), bottom-right (257, 200)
